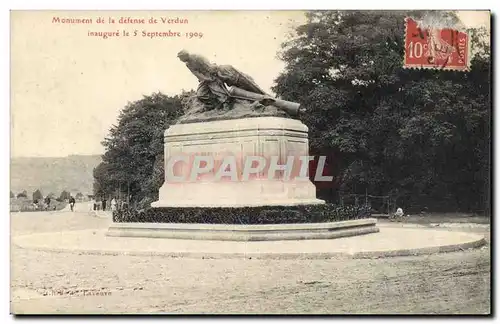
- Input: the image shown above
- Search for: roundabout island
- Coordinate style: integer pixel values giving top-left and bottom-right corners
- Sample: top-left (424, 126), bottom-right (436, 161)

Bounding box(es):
top-left (12, 218), bottom-right (486, 260)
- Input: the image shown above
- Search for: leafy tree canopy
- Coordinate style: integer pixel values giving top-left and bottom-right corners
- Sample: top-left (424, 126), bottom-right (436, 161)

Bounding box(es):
top-left (59, 190), bottom-right (71, 201)
top-left (32, 189), bottom-right (43, 202)
top-left (94, 92), bottom-right (184, 207)
top-left (17, 190), bottom-right (28, 199)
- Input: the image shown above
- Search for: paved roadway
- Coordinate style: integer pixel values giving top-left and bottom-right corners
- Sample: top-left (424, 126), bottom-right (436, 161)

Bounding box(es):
top-left (10, 210), bottom-right (491, 314)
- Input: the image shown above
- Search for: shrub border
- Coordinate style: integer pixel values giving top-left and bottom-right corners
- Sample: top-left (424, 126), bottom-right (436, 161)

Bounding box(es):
top-left (112, 204), bottom-right (371, 224)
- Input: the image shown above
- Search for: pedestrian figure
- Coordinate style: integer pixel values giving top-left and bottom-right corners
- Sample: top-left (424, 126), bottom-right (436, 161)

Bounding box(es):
top-left (102, 198), bottom-right (107, 211)
top-left (111, 198), bottom-right (117, 212)
top-left (390, 207), bottom-right (405, 222)
top-left (69, 196), bottom-right (76, 212)
top-left (44, 196), bottom-right (51, 211)
top-left (90, 198), bottom-right (96, 212)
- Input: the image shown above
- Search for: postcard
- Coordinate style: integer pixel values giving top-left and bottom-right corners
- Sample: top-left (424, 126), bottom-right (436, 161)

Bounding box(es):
top-left (10, 10), bottom-right (491, 315)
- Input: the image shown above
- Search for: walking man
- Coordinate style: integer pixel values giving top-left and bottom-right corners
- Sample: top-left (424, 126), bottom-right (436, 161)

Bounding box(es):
top-left (69, 196), bottom-right (76, 212)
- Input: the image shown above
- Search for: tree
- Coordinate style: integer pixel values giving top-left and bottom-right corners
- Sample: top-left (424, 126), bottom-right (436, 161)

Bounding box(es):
top-left (94, 92), bottom-right (184, 208)
top-left (59, 190), bottom-right (71, 201)
top-left (273, 11), bottom-right (490, 213)
top-left (16, 190), bottom-right (27, 199)
top-left (75, 192), bottom-right (84, 200)
top-left (32, 189), bottom-right (43, 202)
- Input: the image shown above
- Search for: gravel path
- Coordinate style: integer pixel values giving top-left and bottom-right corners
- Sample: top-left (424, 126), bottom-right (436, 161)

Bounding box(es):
top-left (10, 211), bottom-right (491, 314)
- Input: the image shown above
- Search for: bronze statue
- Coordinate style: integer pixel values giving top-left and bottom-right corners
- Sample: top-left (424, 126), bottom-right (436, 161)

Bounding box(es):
top-left (177, 50), bottom-right (302, 123)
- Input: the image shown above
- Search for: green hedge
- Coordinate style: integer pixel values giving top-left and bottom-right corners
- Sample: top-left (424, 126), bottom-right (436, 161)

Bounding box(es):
top-left (112, 204), bottom-right (371, 224)
top-left (10, 198), bottom-right (67, 212)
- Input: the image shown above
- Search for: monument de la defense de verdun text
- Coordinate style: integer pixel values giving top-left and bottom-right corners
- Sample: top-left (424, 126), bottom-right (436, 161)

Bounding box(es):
top-left (52, 16), bottom-right (204, 39)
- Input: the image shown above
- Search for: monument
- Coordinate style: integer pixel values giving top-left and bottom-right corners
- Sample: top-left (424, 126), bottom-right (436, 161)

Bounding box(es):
top-left (151, 50), bottom-right (323, 208)
top-left (108, 50), bottom-right (378, 241)
top-left (173, 50), bottom-right (304, 124)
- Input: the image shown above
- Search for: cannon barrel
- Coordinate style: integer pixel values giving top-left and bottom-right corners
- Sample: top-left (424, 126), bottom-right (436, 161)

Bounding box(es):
top-left (228, 86), bottom-right (302, 116)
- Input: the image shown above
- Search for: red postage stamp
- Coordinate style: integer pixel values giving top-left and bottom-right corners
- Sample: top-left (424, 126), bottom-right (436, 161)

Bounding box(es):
top-left (404, 17), bottom-right (470, 71)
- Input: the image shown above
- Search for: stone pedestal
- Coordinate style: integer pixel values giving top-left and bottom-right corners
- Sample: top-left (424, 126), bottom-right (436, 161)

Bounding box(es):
top-left (151, 117), bottom-right (324, 208)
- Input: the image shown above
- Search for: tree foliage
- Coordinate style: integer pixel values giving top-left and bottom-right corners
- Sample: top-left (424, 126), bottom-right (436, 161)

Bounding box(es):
top-left (93, 92), bottom-right (184, 208)
top-left (17, 190), bottom-right (27, 199)
top-left (273, 11), bottom-right (490, 213)
top-left (59, 190), bottom-right (71, 201)
top-left (32, 189), bottom-right (43, 202)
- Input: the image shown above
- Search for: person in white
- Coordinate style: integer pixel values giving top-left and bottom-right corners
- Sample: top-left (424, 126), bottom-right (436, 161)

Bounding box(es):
top-left (395, 207), bottom-right (404, 218)
top-left (111, 198), bottom-right (117, 212)
top-left (89, 198), bottom-right (95, 212)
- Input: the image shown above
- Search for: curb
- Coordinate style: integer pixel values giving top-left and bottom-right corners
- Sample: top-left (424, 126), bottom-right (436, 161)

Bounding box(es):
top-left (106, 219), bottom-right (379, 241)
top-left (351, 237), bottom-right (487, 259)
top-left (12, 236), bottom-right (487, 260)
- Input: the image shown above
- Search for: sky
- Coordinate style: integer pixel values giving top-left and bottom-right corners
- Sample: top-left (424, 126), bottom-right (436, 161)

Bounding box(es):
top-left (10, 10), bottom-right (490, 158)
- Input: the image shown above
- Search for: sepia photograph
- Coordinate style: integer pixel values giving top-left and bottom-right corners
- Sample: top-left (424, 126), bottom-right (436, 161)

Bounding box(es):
top-left (9, 8), bottom-right (492, 315)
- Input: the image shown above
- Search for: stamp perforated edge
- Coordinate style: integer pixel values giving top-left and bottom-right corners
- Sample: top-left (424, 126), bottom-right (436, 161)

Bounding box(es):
top-left (402, 16), bottom-right (472, 72)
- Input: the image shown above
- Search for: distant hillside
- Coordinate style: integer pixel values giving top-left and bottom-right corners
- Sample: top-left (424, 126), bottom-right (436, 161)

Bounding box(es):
top-left (10, 155), bottom-right (102, 197)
